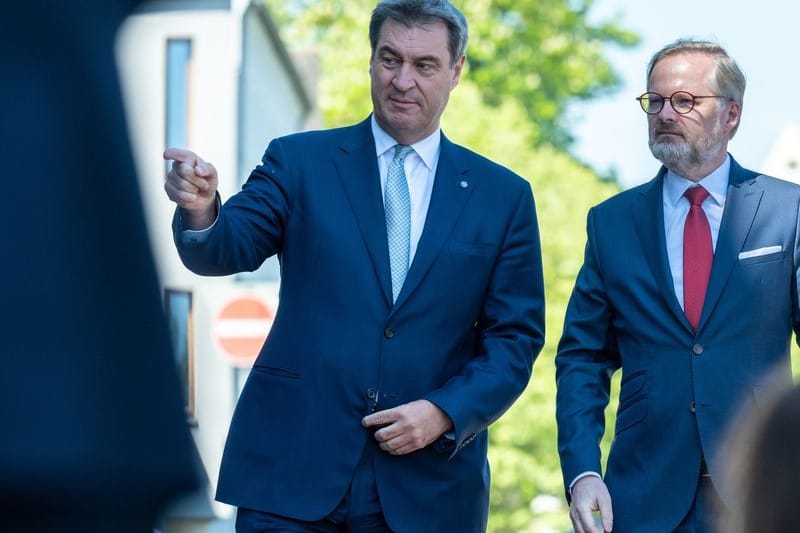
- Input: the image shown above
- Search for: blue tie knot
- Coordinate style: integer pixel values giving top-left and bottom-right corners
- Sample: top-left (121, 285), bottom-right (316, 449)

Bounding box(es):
top-left (393, 144), bottom-right (414, 162)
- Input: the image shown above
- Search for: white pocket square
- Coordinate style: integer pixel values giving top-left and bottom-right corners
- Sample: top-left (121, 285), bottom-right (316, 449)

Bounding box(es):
top-left (738, 245), bottom-right (782, 260)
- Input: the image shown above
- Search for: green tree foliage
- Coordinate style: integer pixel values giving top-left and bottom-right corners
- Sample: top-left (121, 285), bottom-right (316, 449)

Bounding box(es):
top-left (263, 1), bottom-right (637, 530)
top-left (462, 0), bottom-right (638, 148)
top-left (265, 0), bottom-right (637, 148)
top-left (445, 89), bottom-right (620, 532)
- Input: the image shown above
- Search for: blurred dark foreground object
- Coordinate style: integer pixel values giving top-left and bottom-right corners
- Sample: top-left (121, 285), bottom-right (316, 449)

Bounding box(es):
top-left (722, 380), bottom-right (800, 533)
top-left (0, 1), bottom-right (200, 531)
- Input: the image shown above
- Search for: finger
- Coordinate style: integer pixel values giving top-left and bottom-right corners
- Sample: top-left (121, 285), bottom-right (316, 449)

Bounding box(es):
top-left (361, 413), bottom-right (383, 428)
top-left (167, 161), bottom-right (212, 193)
top-left (378, 434), bottom-right (410, 453)
top-left (164, 180), bottom-right (200, 207)
top-left (193, 157), bottom-right (215, 178)
top-left (598, 495), bottom-right (613, 532)
top-left (362, 407), bottom-right (400, 428)
top-left (372, 426), bottom-right (392, 442)
top-left (574, 504), bottom-right (600, 533)
top-left (387, 441), bottom-right (424, 455)
top-left (163, 147), bottom-right (197, 165)
top-left (373, 420), bottom-right (409, 443)
top-left (570, 512), bottom-right (586, 533)
top-left (165, 171), bottom-right (202, 197)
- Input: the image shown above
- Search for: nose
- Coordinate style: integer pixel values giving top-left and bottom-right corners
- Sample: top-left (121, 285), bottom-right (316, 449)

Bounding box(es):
top-left (392, 63), bottom-right (416, 91)
top-left (656, 98), bottom-right (681, 120)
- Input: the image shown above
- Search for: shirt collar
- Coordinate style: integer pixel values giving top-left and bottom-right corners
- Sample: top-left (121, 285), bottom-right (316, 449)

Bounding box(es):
top-left (664, 154), bottom-right (731, 208)
top-left (371, 114), bottom-right (440, 172)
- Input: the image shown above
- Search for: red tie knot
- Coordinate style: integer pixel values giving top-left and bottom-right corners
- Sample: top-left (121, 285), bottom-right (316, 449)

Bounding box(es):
top-left (684, 185), bottom-right (709, 207)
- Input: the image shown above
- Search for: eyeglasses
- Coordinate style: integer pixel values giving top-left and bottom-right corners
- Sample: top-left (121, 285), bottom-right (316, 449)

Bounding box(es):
top-left (636, 91), bottom-right (729, 115)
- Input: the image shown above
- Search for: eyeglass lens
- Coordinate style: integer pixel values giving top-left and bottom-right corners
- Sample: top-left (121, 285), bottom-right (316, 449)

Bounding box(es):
top-left (639, 91), bottom-right (696, 114)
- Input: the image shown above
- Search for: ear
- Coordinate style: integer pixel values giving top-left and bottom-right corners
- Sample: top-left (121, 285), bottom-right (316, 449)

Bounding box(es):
top-left (725, 99), bottom-right (741, 131)
top-left (450, 55), bottom-right (466, 89)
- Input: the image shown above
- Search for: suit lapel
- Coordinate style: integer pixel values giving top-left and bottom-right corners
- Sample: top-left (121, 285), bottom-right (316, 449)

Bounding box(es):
top-left (631, 169), bottom-right (691, 330)
top-left (333, 119), bottom-right (393, 305)
top-left (697, 158), bottom-right (763, 331)
top-left (393, 135), bottom-right (473, 309)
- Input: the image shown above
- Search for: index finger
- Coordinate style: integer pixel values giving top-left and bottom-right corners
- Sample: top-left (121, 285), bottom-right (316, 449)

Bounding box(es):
top-left (163, 147), bottom-right (198, 166)
top-left (362, 407), bottom-right (399, 428)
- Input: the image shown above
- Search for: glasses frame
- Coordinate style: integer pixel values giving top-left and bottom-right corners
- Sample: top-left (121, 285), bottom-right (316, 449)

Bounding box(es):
top-left (636, 91), bottom-right (729, 115)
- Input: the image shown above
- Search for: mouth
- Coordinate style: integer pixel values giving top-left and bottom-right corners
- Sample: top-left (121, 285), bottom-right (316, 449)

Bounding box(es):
top-left (655, 129), bottom-right (683, 140)
top-left (388, 95), bottom-right (418, 109)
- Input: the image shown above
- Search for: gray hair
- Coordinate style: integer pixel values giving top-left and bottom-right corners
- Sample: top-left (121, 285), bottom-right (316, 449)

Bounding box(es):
top-left (369, 0), bottom-right (468, 67)
top-left (647, 38), bottom-right (746, 134)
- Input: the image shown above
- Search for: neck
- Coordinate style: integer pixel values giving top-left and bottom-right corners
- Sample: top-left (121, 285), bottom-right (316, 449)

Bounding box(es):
top-left (667, 147), bottom-right (728, 182)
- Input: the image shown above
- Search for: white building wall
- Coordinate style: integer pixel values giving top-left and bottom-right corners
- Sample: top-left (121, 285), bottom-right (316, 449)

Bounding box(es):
top-left (239, 7), bottom-right (310, 179)
top-left (116, 9), bottom-right (242, 523)
top-left (116, 9), bottom-right (240, 280)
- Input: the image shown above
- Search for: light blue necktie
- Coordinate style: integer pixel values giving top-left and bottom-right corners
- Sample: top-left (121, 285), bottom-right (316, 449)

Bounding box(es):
top-left (385, 144), bottom-right (413, 302)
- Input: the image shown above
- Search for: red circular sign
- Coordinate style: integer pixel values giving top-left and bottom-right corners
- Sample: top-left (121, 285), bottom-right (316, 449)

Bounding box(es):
top-left (214, 296), bottom-right (274, 367)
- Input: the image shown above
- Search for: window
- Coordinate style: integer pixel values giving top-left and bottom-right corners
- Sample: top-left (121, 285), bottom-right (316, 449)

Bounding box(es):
top-left (166, 39), bottom-right (192, 156)
top-left (164, 289), bottom-right (195, 422)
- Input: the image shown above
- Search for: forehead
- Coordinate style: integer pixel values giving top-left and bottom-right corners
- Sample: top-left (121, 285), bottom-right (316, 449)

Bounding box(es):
top-left (649, 52), bottom-right (715, 93)
top-left (375, 18), bottom-right (451, 61)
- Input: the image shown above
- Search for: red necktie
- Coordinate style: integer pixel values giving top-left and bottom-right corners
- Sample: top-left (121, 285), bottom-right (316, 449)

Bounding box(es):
top-left (683, 186), bottom-right (712, 330)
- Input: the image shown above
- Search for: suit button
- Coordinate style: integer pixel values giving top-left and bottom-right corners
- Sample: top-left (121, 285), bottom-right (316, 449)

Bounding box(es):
top-left (689, 401), bottom-right (697, 413)
top-left (692, 344), bottom-right (704, 355)
top-left (366, 388), bottom-right (377, 400)
top-left (384, 328), bottom-right (394, 339)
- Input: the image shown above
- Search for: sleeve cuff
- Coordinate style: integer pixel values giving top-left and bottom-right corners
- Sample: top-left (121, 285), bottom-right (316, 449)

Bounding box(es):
top-left (569, 471), bottom-right (602, 495)
top-left (179, 196), bottom-right (221, 245)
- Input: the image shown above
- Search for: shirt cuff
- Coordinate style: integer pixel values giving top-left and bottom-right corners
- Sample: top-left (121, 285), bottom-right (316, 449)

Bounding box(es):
top-left (181, 223), bottom-right (215, 245)
top-left (569, 471), bottom-right (602, 494)
top-left (179, 197), bottom-right (220, 245)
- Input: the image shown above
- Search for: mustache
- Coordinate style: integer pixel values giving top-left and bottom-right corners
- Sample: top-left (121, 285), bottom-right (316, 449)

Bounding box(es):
top-left (654, 122), bottom-right (684, 136)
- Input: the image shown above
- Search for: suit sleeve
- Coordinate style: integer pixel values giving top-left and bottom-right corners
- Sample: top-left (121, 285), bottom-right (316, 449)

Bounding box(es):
top-left (425, 183), bottom-right (545, 453)
top-left (173, 138), bottom-right (292, 275)
top-left (555, 207), bottom-right (621, 495)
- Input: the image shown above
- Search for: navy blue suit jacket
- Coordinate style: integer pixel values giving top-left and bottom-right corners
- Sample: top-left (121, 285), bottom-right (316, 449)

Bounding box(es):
top-left (556, 157), bottom-right (800, 532)
top-left (175, 118), bottom-right (545, 532)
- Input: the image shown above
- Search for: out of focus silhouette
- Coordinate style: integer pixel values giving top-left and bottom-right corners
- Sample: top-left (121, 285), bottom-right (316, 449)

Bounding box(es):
top-left (1, 2), bottom-right (199, 531)
top-left (722, 380), bottom-right (800, 533)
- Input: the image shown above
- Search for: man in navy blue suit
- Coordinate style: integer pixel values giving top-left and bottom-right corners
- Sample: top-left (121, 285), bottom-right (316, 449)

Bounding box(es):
top-left (556, 39), bottom-right (800, 533)
top-left (163, 1), bottom-right (545, 531)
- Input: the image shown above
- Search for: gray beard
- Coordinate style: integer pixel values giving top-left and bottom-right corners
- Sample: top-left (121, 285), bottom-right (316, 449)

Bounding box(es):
top-left (650, 136), bottom-right (723, 178)
top-left (650, 140), bottom-right (699, 174)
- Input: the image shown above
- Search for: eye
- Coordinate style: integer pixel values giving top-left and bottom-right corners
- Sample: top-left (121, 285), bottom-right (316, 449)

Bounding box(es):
top-left (381, 55), bottom-right (400, 67)
top-left (674, 94), bottom-right (694, 109)
top-left (648, 95), bottom-right (664, 108)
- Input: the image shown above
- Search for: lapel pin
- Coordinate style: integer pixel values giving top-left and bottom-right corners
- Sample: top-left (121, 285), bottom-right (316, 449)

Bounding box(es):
top-left (460, 180), bottom-right (468, 189)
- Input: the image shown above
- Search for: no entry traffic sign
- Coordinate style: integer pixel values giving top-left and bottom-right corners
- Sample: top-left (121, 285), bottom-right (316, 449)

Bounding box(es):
top-left (214, 296), bottom-right (274, 367)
